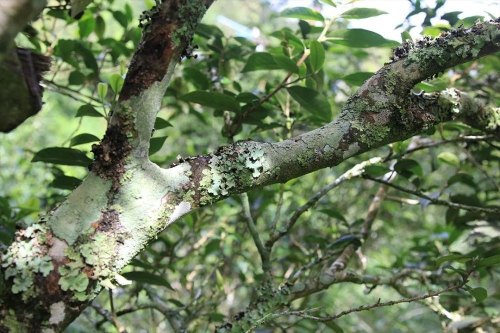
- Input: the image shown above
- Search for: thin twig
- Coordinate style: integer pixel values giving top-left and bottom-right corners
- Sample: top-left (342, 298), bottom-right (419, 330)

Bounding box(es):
top-left (288, 279), bottom-right (467, 322)
top-left (266, 157), bottom-right (383, 248)
top-left (388, 135), bottom-right (495, 161)
top-left (241, 193), bottom-right (271, 272)
top-left (364, 175), bottom-right (500, 214)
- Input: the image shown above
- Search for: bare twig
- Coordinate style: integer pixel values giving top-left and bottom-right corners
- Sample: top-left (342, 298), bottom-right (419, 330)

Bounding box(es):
top-left (364, 175), bottom-right (499, 214)
top-left (266, 157), bottom-right (383, 248)
top-left (241, 193), bottom-right (271, 272)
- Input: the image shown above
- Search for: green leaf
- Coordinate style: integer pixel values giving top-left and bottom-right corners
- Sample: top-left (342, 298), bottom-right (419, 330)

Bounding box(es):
top-left (76, 104), bottom-right (103, 117)
top-left (342, 72), bottom-right (373, 86)
top-left (97, 82), bottom-right (108, 101)
top-left (477, 255), bottom-right (500, 268)
top-left (236, 92), bottom-right (259, 103)
top-left (435, 254), bottom-right (472, 266)
top-left (448, 173), bottom-right (476, 188)
top-left (319, 208), bottom-right (347, 222)
top-left (469, 287), bottom-right (487, 303)
top-left (78, 14), bottom-right (95, 38)
top-left (287, 86), bottom-right (331, 123)
top-left (438, 152), bottom-right (460, 167)
top-left (112, 10), bottom-right (129, 28)
top-left (68, 71), bottom-right (85, 86)
top-left (94, 15), bottom-right (105, 39)
top-left (70, 133), bottom-right (100, 147)
top-left (364, 164), bottom-right (390, 177)
top-left (50, 175), bottom-right (82, 190)
top-left (242, 52), bottom-right (281, 72)
top-left (328, 29), bottom-right (398, 48)
top-left (184, 68), bottom-right (210, 90)
top-left (280, 7), bottom-right (324, 22)
top-left (341, 8), bottom-right (387, 19)
top-left (108, 74), bottom-right (124, 94)
top-left (272, 55), bottom-right (299, 74)
top-left (320, 0), bottom-right (337, 7)
top-left (401, 31), bottom-right (412, 42)
top-left (154, 117), bottom-right (172, 129)
top-left (149, 136), bottom-right (168, 155)
top-left (121, 271), bottom-right (174, 290)
top-left (181, 91), bottom-right (241, 112)
top-left (32, 148), bottom-right (92, 167)
top-left (309, 41), bottom-right (325, 72)
top-left (394, 159), bottom-right (423, 179)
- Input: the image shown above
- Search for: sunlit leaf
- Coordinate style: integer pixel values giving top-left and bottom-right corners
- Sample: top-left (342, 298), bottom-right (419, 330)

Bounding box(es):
top-left (309, 41), bottom-right (325, 72)
top-left (328, 29), bottom-right (398, 48)
top-left (280, 7), bottom-right (324, 22)
top-left (341, 8), bottom-right (387, 19)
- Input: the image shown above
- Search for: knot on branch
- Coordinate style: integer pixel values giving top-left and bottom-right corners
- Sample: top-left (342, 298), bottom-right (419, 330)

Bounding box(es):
top-left (90, 125), bottom-right (132, 191)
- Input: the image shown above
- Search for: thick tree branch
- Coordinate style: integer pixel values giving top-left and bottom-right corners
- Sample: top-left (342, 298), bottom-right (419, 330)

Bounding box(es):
top-left (0, 0), bottom-right (46, 52)
top-left (0, 1), bottom-right (51, 132)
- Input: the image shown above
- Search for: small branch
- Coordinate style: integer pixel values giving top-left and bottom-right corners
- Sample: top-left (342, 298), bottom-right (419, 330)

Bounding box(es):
top-left (241, 193), bottom-right (271, 272)
top-left (389, 135), bottom-right (495, 161)
top-left (289, 278), bottom-right (467, 322)
top-left (364, 175), bottom-right (500, 214)
top-left (266, 157), bottom-right (383, 248)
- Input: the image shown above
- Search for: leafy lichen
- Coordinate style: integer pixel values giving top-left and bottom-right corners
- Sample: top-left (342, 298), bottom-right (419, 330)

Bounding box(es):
top-left (199, 143), bottom-right (267, 205)
top-left (1, 223), bottom-right (54, 300)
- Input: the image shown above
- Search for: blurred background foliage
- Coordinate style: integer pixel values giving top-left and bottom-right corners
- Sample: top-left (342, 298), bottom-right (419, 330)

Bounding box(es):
top-left (0, 0), bottom-right (499, 331)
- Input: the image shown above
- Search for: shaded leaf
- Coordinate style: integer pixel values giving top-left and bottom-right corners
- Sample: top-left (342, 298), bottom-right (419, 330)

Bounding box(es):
top-left (469, 287), bottom-right (487, 303)
top-left (70, 133), bottom-right (100, 147)
top-left (394, 159), bottom-right (423, 179)
top-left (342, 72), bottom-right (373, 86)
top-left (149, 136), bottom-right (168, 155)
top-left (242, 52), bottom-right (281, 72)
top-left (154, 117), bottom-right (172, 129)
top-left (122, 271), bottom-right (174, 290)
top-left (181, 91), bottom-right (240, 112)
top-left (319, 208), bottom-right (347, 222)
top-left (477, 255), bottom-right (500, 268)
top-left (287, 86), bottom-right (331, 122)
top-left (32, 148), bottom-right (92, 167)
top-left (50, 175), bottom-right (82, 190)
top-left (76, 104), bottom-right (103, 117)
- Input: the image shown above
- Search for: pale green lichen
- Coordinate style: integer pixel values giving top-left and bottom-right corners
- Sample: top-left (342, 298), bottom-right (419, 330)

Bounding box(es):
top-left (48, 174), bottom-right (111, 245)
top-left (1, 223), bottom-right (54, 300)
top-left (171, 0), bottom-right (208, 48)
top-left (351, 120), bottom-right (390, 145)
top-left (57, 247), bottom-right (90, 301)
top-left (199, 143), bottom-right (267, 204)
top-left (343, 143), bottom-right (360, 159)
top-left (80, 233), bottom-right (117, 278)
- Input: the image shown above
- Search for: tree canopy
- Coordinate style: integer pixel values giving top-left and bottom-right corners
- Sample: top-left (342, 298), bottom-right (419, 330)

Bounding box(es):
top-left (0, 0), bottom-right (499, 332)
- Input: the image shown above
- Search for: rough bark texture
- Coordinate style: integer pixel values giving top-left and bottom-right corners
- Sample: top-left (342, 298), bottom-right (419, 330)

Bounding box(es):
top-left (0, 1), bottom-right (498, 331)
top-left (0, 0), bottom-right (50, 132)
